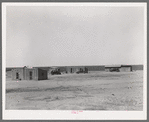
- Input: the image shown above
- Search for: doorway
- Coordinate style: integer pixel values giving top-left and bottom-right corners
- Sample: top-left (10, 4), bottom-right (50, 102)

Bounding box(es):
top-left (71, 68), bottom-right (72, 73)
top-left (29, 71), bottom-right (32, 80)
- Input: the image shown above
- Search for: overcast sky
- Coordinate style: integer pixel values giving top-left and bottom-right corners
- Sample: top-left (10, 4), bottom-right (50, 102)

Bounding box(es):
top-left (6, 5), bottom-right (145, 67)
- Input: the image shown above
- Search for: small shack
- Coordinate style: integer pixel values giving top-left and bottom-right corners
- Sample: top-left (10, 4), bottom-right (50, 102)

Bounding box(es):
top-left (12, 67), bottom-right (25, 80)
top-left (11, 66), bottom-right (48, 80)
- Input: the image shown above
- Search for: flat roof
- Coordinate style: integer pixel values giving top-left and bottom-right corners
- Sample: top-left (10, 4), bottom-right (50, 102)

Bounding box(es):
top-left (105, 65), bottom-right (121, 68)
top-left (121, 65), bottom-right (132, 67)
top-left (105, 65), bottom-right (132, 68)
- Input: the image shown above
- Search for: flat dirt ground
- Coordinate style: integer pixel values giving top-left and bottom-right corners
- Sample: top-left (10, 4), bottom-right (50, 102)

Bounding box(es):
top-left (6, 71), bottom-right (143, 110)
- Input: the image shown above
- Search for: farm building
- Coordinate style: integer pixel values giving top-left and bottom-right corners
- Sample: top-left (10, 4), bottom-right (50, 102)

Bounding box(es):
top-left (105, 65), bottom-right (132, 72)
top-left (11, 66), bottom-right (48, 80)
top-left (66, 66), bottom-right (85, 73)
top-left (60, 66), bottom-right (105, 73)
top-left (6, 64), bottom-right (142, 80)
top-left (85, 65), bottom-right (105, 71)
top-left (46, 66), bottom-right (87, 74)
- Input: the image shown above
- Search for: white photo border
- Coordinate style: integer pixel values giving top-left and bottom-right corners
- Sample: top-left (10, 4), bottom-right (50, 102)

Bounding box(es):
top-left (2, 2), bottom-right (147, 120)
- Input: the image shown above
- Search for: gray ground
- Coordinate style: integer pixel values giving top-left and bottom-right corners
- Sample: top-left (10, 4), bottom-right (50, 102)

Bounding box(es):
top-left (6, 71), bottom-right (143, 110)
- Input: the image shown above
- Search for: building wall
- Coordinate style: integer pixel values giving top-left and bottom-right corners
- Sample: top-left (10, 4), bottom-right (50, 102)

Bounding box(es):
top-left (58, 67), bottom-right (67, 72)
top-left (38, 68), bottom-right (48, 80)
top-left (11, 68), bottom-right (39, 80)
top-left (60, 66), bottom-right (105, 73)
top-left (24, 68), bottom-right (38, 80)
top-left (132, 65), bottom-right (143, 71)
top-left (6, 71), bottom-right (12, 79)
top-left (120, 67), bottom-right (132, 72)
top-left (11, 68), bottom-right (24, 80)
top-left (66, 66), bottom-right (84, 73)
top-left (86, 66), bottom-right (105, 71)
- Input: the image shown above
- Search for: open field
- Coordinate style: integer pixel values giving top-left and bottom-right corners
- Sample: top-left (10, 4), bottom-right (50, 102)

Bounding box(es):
top-left (6, 71), bottom-right (143, 110)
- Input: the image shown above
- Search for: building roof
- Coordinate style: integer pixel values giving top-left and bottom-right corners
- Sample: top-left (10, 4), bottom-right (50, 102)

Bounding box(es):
top-left (121, 65), bottom-right (132, 67)
top-left (35, 67), bottom-right (50, 70)
top-left (105, 65), bottom-right (121, 68)
top-left (105, 65), bottom-right (132, 68)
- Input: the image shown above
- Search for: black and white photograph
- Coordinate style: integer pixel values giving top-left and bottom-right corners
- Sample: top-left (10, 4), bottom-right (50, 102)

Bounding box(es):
top-left (2, 3), bottom-right (147, 120)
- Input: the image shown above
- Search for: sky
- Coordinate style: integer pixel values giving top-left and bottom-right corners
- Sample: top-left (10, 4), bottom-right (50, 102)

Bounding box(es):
top-left (6, 5), bottom-right (145, 67)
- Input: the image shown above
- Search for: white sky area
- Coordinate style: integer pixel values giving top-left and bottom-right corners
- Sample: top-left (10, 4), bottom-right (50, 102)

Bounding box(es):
top-left (6, 6), bottom-right (144, 67)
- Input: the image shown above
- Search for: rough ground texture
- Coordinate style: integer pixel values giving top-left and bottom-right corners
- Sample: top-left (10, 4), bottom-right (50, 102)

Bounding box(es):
top-left (6, 71), bottom-right (143, 110)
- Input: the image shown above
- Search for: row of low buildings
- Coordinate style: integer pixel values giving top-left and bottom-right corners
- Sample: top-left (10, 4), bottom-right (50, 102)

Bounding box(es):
top-left (105, 65), bottom-right (133, 72)
top-left (6, 65), bottom-right (143, 81)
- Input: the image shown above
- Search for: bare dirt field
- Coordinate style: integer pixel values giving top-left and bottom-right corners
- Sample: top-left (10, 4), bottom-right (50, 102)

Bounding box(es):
top-left (6, 71), bottom-right (143, 110)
